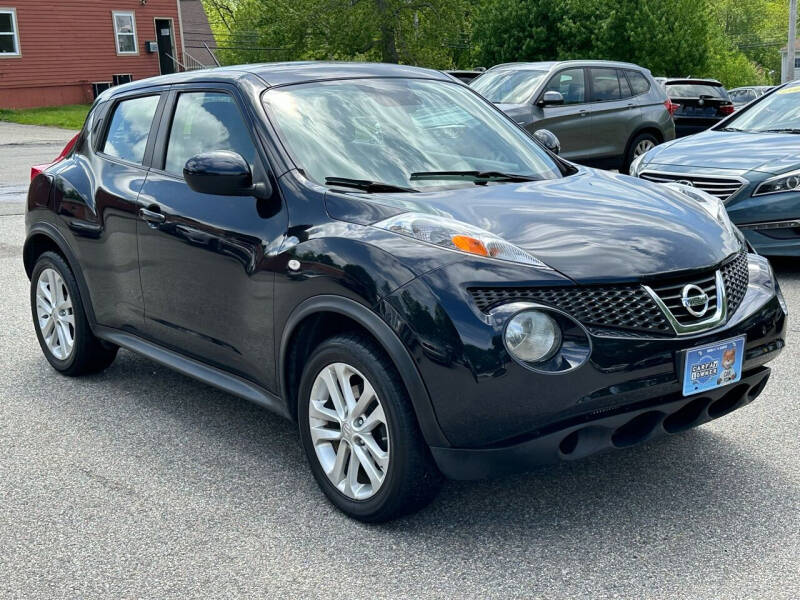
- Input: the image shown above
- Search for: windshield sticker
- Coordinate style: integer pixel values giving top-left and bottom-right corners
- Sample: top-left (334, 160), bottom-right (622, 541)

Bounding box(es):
top-left (777, 85), bottom-right (800, 94)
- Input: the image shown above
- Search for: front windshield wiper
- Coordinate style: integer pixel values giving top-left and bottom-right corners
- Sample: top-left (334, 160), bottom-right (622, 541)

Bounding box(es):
top-left (718, 127), bottom-right (749, 132)
top-left (409, 170), bottom-right (541, 184)
top-left (758, 128), bottom-right (800, 134)
top-left (324, 177), bottom-right (418, 193)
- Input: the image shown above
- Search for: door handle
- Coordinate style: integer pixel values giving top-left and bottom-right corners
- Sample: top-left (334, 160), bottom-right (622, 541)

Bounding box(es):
top-left (579, 110), bottom-right (588, 117)
top-left (139, 207), bottom-right (166, 225)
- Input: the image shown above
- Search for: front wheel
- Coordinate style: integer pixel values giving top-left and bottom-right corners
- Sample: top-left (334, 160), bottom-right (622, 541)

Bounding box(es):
top-left (622, 132), bottom-right (659, 174)
top-left (297, 333), bottom-right (442, 522)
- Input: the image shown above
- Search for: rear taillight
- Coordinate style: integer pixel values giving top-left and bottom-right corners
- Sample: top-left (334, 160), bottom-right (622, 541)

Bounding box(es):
top-left (719, 104), bottom-right (735, 116)
top-left (31, 133), bottom-right (79, 181)
top-left (664, 99), bottom-right (678, 116)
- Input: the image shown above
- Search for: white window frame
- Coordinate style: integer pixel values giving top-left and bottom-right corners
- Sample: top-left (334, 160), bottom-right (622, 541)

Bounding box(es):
top-left (112, 10), bottom-right (138, 55)
top-left (0, 7), bottom-right (21, 58)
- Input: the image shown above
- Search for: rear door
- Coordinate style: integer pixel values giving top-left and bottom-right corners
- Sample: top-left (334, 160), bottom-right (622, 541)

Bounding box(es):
top-left (585, 67), bottom-right (641, 160)
top-left (529, 67), bottom-right (592, 161)
top-left (53, 90), bottom-right (166, 333)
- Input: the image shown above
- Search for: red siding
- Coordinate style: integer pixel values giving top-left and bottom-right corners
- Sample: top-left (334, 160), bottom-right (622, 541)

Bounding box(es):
top-left (0, 0), bottom-right (183, 108)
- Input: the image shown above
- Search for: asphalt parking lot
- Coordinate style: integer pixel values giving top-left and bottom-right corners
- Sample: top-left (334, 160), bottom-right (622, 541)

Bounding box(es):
top-left (0, 125), bottom-right (798, 599)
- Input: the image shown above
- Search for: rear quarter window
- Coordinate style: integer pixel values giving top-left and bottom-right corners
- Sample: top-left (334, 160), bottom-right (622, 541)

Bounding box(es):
top-left (101, 95), bottom-right (160, 165)
top-left (626, 70), bottom-right (651, 96)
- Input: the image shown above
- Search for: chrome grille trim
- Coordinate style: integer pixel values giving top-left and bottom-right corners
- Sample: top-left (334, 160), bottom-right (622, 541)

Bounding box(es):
top-left (643, 271), bottom-right (727, 335)
top-left (639, 170), bottom-right (747, 202)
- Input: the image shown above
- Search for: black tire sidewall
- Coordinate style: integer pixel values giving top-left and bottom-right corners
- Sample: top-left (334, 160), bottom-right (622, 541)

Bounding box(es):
top-left (297, 336), bottom-right (418, 521)
top-left (624, 132), bottom-right (659, 173)
top-left (30, 252), bottom-right (89, 373)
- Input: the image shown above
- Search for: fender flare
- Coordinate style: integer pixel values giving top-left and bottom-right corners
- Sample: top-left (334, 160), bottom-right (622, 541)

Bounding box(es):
top-left (23, 222), bottom-right (98, 327)
top-left (278, 294), bottom-right (451, 447)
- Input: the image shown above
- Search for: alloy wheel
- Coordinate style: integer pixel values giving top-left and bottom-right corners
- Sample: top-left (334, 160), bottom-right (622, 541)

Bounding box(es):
top-left (35, 268), bottom-right (75, 360)
top-left (308, 362), bottom-right (390, 500)
top-left (633, 139), bottom-right (655, 157)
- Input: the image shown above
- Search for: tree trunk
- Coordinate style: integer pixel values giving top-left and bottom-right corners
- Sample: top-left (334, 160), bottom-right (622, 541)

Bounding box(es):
top-left (375, 0), bottom-right (399, 63)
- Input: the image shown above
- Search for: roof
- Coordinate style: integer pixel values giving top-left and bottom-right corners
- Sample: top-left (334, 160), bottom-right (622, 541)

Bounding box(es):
top-left (101, 61), bottom-right (453, 98)
top-left (488, 59), bottom-right (648, 71)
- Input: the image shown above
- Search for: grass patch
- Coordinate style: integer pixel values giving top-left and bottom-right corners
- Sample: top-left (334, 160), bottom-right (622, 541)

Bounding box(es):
top-left (0, 104), bottom-right (90, 130)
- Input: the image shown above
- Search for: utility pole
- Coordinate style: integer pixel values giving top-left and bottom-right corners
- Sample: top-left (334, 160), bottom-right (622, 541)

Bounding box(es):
top-left (788, 0), bottom-right (797, 82)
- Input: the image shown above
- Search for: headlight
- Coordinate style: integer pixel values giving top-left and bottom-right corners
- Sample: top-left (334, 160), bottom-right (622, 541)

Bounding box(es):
top-left (665, 183), bottom-right (737, 234)
top-left (754, 168), bottom-right (800, 196)
top-left (504, 310), bottom-right (562, 363)
top-left (629, 153), bottom-right (646, 177)
top-left (373, 212), bottom-right (551, 268)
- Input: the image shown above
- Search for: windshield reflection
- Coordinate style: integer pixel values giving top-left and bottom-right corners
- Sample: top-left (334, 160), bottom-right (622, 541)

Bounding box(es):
top-left (262, 78), bottom-right (562, 191)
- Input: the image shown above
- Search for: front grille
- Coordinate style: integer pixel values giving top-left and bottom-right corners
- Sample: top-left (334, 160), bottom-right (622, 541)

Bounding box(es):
top-left (721, 251), bottom-right (749, 317)
top-left (648, 272), bottom-right (718, 327)
top-left (468, 285), bottom-right (672, 333)
top-left (469, 252), bottom-right (750, 335)
top-left (639, 171), bottom-right (745, 201)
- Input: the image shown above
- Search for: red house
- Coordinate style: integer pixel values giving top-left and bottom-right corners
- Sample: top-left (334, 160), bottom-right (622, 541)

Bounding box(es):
top-left (0, 1), bottom-right (214, 109)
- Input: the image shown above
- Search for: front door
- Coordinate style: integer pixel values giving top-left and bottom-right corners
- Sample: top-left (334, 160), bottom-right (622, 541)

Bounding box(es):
top-left (530, 67), bottom-right (593, 161)
top-left (155, 19), bottom-right (175, 75)
top-left (136, 87), bottom-right (287, 389)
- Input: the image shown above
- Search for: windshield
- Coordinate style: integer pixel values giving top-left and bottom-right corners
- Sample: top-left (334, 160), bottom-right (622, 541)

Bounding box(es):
top-left (724, 84), bottom-right (800, 132)
top-left (666, 83), bottom-right (727, 99)
top-left (262, 78), bottom-right (562, 190)
top-left (470, 69), bottom-right (547, 104)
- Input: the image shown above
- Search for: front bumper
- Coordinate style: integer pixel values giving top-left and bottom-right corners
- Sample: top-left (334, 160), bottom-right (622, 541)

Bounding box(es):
top-left (382, 253), bottom-right (786, 477)
top-left (432, 366), bottom-right (770, 479)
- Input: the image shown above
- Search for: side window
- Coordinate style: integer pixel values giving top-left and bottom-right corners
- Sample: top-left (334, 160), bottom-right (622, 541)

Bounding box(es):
top-left (618, 70), bottom-right (632, 98)
top-left (102, 95), bottom-right (160, 165)
top-left (544, 68), bottom-right (585, 105)
top-left (589, 68), bottom-right (621, 102)
top-left (164, 92), bottom-right (257, 177)
top-left (627, 70), bottom-right (651, 96)
top-left (744, 90), bottom-right (757, 102)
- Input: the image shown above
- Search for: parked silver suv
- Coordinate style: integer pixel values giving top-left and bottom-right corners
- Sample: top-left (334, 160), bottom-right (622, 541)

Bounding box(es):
top-left (471, 60), bottom-right (675, 172)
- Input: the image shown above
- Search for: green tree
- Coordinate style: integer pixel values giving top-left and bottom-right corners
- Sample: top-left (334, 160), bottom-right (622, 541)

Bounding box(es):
top-left (203, 0), bottom-right (473, 68)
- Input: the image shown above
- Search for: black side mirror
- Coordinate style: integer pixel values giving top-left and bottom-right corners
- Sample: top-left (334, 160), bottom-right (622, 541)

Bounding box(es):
top-left (184, 151), bottom-right (271, 198)
top-left (533, 129), bottom-right (561, 155)
top-left (537, 90), bottom-right (565, 107)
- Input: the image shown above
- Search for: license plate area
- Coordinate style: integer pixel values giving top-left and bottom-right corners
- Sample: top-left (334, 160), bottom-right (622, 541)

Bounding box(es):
top-left (682, 336), bottom-right (745, 397)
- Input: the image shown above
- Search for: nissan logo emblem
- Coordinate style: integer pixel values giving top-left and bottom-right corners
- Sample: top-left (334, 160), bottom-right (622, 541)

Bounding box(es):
top-left (681, 284), bottom-right (710, 317)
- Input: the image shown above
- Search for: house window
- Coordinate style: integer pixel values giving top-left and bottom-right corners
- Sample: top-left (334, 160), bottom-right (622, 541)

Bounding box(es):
top-left (112, 11), bottom-right (137, 54)
top-left (0, 8), bottom-right (20, 56)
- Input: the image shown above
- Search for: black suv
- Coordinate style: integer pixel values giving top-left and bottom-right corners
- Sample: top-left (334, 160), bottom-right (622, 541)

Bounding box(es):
top-left (24, 62), bottom-right (786, 521)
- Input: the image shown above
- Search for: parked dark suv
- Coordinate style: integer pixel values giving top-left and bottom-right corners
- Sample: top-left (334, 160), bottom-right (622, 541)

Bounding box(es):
top-left (470, 60), bottom-right (675, 171)
top-left (25, 62), bottom-right (785, 521)
top-left (660, 78), bottom-right (735, 137)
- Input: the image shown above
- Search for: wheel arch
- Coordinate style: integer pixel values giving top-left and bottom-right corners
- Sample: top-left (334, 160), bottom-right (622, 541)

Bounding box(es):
top-left (279, 295), bottom-right (450, 447)
top-left (625, 125), bottom-right (664, 155)
top-left (23, 224), bottom-right (97, 326)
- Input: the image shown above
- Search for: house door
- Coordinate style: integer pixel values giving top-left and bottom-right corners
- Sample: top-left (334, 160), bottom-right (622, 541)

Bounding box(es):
top-left (155, 19), bottom-right (175, 75)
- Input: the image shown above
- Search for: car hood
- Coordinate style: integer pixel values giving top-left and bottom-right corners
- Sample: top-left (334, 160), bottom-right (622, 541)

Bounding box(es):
top-left (325, 169), bottom-right (741, 282)
top-left (643, 130), bottom-right (800, 174)
top-left (494, 103), bottom-right (533, 123)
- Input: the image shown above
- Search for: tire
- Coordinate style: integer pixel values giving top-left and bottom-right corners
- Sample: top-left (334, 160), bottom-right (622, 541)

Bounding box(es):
top-left (622, 132), bottom-right (659, 174)
top-left (297, 333), bottom-right (442, 522)
top-left (30, 251), bottom-right (118, 376)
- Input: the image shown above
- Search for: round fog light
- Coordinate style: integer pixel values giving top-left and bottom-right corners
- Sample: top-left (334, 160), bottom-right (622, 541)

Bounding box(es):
top-left (505, 310), bottom-right (562, 364)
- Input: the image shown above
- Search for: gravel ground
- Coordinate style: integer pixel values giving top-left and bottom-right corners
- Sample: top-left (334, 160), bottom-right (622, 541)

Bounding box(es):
top-left (0, 129), bottom-right (798, 599)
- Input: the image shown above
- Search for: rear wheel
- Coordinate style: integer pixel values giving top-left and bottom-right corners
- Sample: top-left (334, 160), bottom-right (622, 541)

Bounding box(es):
top-left (30, 252), bottom-right (117, 376)
top-left (298, 333), bottom-right (442, 522)
top-left (622, 132), bottom-right (659, 174)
